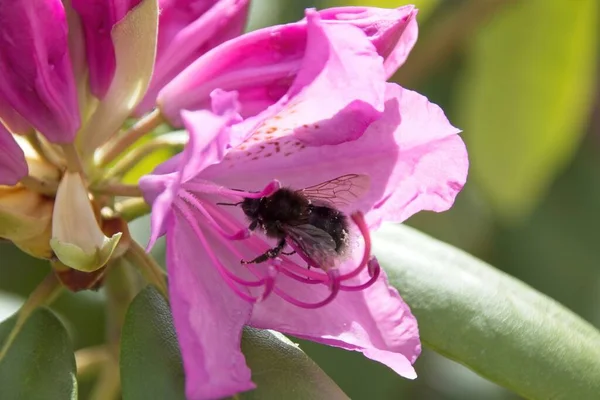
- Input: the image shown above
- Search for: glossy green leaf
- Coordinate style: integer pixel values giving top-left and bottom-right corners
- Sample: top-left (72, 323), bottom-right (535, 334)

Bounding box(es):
top-left (0, 308), bottom-right (77, 400)
top-left (120, 286), bottom-right (347, 400)
top-left (240, 328), bottom-right (348, 400)
top-left (457, 0), bottom-right (598, 220)
top-left (120, 285), bottom-right (186, 400)
top-left (373, 223), bottom-right (600, 399)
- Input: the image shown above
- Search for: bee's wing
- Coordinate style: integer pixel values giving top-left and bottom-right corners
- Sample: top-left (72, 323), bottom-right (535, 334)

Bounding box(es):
top-left (284, 224), bottom-right (339, 268)
top-left (297, 174), bottom-right (371, 209)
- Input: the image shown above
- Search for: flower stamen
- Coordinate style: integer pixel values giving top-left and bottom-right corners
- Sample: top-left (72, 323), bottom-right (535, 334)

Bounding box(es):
top-left (180, 191), bottom-right (250, 240)
top-left (183, 179), bottom-right (282, 201)
top-left (176, 205), bottom-right (275, 302)
top-left (271, 269), bottom-right (341, 309)
top-left (338, 212), bottom-right (372, 281)
top-left (340, 257), bottom-right (381, 291)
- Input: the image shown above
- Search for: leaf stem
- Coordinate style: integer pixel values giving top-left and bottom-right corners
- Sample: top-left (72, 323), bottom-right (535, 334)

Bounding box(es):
top-left (93, 181), bottom-right (143, 197)
top-left (96, 109), bottom-right (165, 168)
top-left (76, 345), bottom-right (110, 378)
top-left (101, 133), bottom-right (185, 181)
top-left (114, 197), bottom-right (152, 222)
top-left (125, 240), bottom-right (168, 299)
top-left (0, 272), bottom-right (63, 361)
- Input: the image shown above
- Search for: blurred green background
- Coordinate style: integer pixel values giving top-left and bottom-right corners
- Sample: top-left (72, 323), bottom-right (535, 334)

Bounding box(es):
top-left (1, 0), bottom-right (599, 399)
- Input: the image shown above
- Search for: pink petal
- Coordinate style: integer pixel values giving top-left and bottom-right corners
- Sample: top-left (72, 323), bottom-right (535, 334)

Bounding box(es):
top-left (166, 217), bottom-right (254, 399)
top-left (71, 0), bottom-right (142, 98)
top-left (158, 5), bottom-right (414, 126)
top-left (136, 0), bottom-right (250, 113)
top-left (140, 91), bottom-right (239, 249)
top-left (317, 6), bottom-right (418, 78)
top-left (0, 124), bottom-right (28, 185)
top-left (0, 97), bottom-right (32, 135)
top-left (203, 83), bottom-right (468, 226)
top-left (207, 10), bottom-right (387, 151)
top-left (0, 0), bottom-right (80, 143)
top-left (249, 263), bottom-right (420, 378)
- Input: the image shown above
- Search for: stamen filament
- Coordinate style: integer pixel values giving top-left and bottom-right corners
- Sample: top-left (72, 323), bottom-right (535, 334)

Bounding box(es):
top-left (176, 205), bottom-right (274, 302)
top-left (338, 212), bottom-right (372, 281)
top-left (272, 269), bottom-right (341, 309)
top-left (183, 179), bottom-right (281, 201)
top-left (180, 191), bottom-right (250, 240)
top-left (340, 257), bottom-right (381, 291)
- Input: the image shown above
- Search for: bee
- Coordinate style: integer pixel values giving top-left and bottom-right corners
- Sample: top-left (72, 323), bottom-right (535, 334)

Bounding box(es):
top-left (234, 174), bottom-right (371, 269)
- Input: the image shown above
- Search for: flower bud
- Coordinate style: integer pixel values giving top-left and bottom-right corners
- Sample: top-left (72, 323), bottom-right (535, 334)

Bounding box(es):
top-left (50, 172), bottom-right (122, 272)
top-left (0, 0), bottom-right (80, 143)
top-left (0, 186), bottom-right (54, 259)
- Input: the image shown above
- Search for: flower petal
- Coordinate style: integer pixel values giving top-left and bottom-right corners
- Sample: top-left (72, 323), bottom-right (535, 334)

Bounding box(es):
top-left (136, 0), bottom-right (250, 113)
top-left (317, 6), bottom-right (418, 78)
top-left (76, 0), bottom-right (158, 155)
top-left (158, 5), bottom-right (413, 126)
top-left (249, 265), bottom-right (420, 378)
top-left (0, 0), bottom-right (80, 143)
top-left (140, 90), bottom-right (239, 249)
top-left (0, 125), bottom-right (28, 186)
top-left (0, 98), bottom-right (32, 135)
top-left (166, 216), bottom-right (254, 399)
top-left (214, 9), bottom-right (387, 150)
top-left (203, 84), bottom-right (468, 226)
top-left (71, 0), bottom-right (142, 98)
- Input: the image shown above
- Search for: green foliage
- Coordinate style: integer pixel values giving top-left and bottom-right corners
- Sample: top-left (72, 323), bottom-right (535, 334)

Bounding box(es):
top-left (457, 0), bottom-right (598, 220)
top-left (120, 286), bottom-right (347, 400)
top-left (120, 285), bottom-right (186, 400)
top-left (0, 308), bottom-right (77, 400)
top-left (241, 328), bottom-right (348, 400)
top-left (374, 223), bottom-right (600, 399)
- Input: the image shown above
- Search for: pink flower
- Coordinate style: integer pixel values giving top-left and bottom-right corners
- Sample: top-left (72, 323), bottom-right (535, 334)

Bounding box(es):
top-left (0, 0), bottom-right (80, 143)
top-left (157, 5), bottom-right (418, 126)
top-left (141, 9), bottom-right (468, 399)
top-left (0, 124), bottom-right (27, 185)
top-left (0, 0), bottom-right (155, 146)
top-left (136, 0), bottom-right (251, 113)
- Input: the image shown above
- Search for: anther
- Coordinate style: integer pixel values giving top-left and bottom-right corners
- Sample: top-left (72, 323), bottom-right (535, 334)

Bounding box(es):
top-left (340, 257), bottom-right (380, 292)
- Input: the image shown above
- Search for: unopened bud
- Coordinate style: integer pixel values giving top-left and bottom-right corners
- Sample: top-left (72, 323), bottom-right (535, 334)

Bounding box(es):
top-left (50, 172), bottom-right (121, 272)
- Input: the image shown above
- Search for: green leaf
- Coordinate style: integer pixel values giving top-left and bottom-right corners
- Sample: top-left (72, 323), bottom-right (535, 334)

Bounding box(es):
top-left (120, 286), bottom-right (347, 400)
top-left (457, 0), bottom-right (598, 220)
top-left (120, 285), bottom-right (186, 400)
top-left (240, 328), bottom-right (348, 400)
top-left (373, 223), bottom-right (600, 399)
top-left (0, 308), bottom-right (77, 400)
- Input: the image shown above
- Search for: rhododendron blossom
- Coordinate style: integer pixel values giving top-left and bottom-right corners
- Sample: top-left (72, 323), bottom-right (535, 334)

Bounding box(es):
top-left (141, 8), bottom-right (468, 400)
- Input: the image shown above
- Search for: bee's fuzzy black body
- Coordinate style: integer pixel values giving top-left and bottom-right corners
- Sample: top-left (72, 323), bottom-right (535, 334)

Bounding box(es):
top-left (240, 187), bottom-right (349, 265)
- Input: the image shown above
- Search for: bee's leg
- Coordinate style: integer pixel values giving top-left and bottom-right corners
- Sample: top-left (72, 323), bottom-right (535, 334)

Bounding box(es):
top-left (241, 238), bottom-right (286, 265)
top-left (281, 250), bottom-right (296, 256)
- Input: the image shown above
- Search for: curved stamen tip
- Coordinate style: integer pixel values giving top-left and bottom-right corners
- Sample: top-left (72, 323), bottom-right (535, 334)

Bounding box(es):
top-left (327, 268), bottom-right (341, 290)
top-left (230, 228), bottom-right (251, 240)
top-left (368, 256), bottom-right (380, 278)
top-left (261, 179), bottom-right (282, 196)
top-left (257, 264), bottom-right (278, 302)
top-left (339, 211), bottom-right (372, 281)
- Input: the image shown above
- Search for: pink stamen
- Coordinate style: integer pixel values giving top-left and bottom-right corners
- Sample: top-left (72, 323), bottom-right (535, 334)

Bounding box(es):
top-left (272, 269), bottom-right (341, 309)
top-left (183, 179), bottom-right (281, 200)
top-left (338, 212), bottom-right (372, 281)
top-left (204, 202), bottom-right (331, 282)
top-left (176, 205), bottom-right (275, 302)
top-left (340, 257), bottom-right (381, 292)
top-left (180, 191), bottom-right (250, 240)
top-left (278, 267), bottom-right (323, 284)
